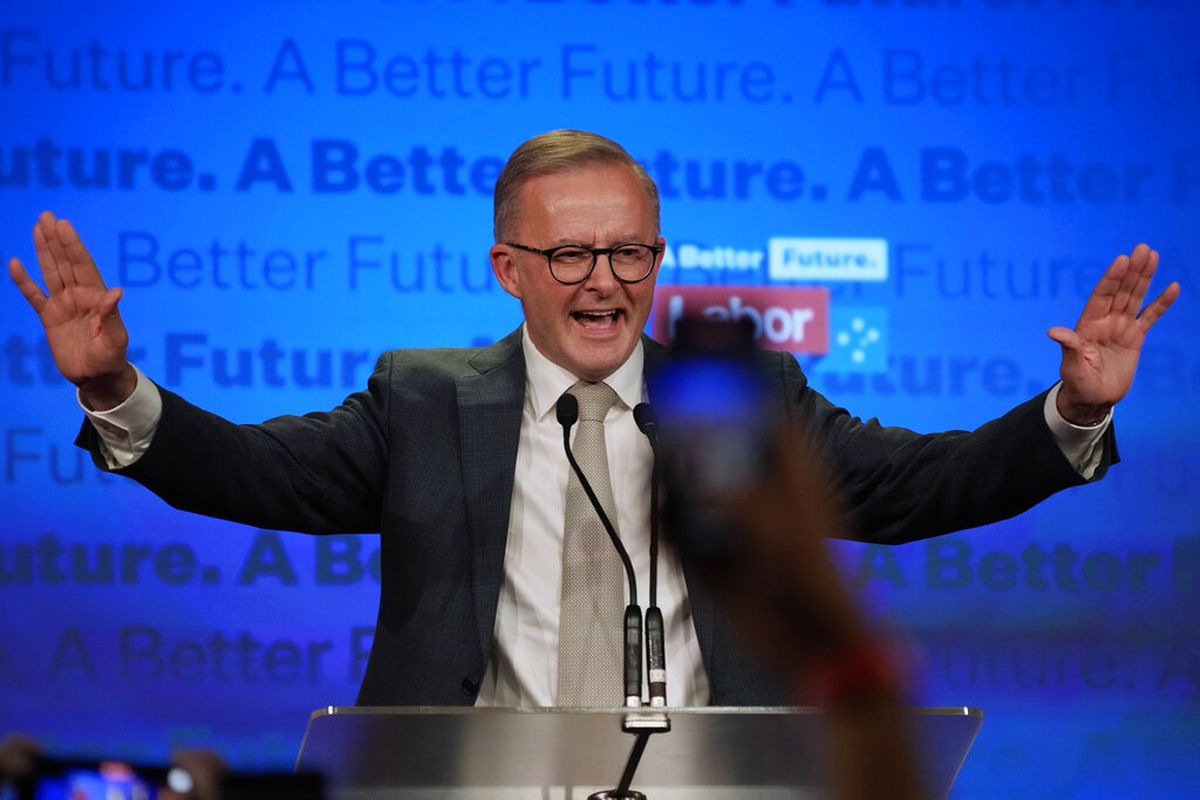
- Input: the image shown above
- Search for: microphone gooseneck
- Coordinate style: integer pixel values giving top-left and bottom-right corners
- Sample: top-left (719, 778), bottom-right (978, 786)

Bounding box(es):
top-left (633, 401), bottom-right (668, 707)
top-left (556, 391), bottom-right (642, 706)
top-left (556, 393), bottom-right (638, 606)
top-left (632, 403), bottom-right (660, 606)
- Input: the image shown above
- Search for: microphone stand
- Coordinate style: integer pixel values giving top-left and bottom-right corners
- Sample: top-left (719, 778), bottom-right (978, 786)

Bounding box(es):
top-left (556, 395), bottom-right (672, 800)
top-left (557, 394), bottom-right (670, 800)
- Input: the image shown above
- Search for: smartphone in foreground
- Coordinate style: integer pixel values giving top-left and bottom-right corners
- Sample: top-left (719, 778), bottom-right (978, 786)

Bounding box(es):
top-left (649, 316), bottom-right (778, 561)
top-left (15, 757), bottom-right (177, 800)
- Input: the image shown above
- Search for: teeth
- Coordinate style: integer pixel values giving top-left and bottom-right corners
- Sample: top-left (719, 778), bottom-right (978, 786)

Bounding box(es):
top-left (574, 310), bottom-right (619, 328)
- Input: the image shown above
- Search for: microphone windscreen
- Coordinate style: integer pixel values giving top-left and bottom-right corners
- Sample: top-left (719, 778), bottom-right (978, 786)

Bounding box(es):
top-left (632, 402), bottom-right (657, 435)
top-left (556, 392), bottom-right (579, 427)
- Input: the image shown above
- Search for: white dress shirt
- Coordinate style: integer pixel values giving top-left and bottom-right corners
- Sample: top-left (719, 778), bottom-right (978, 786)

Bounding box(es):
top-left (474, 330), bottom-right (710, 706)
top-left (81, 337), bottom-right (1110, 707)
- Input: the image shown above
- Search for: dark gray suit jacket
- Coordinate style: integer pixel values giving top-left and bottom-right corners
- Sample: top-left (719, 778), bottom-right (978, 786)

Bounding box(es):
top-left (79, 329), bottom-right (1114, 706)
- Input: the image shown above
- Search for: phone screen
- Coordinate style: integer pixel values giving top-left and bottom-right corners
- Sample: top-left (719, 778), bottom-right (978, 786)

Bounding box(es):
top-left (649, 317), bottom-right (775, 560)
top-left (18, 759), bottom-right (173, 800)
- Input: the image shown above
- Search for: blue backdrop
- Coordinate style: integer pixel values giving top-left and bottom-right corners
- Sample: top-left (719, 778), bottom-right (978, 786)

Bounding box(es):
top-left (1, 1), bottom-right (1198, 796)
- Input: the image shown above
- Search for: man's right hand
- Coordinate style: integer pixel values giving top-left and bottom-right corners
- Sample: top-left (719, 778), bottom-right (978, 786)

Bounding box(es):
top-left (8, 211), bottom-right (135, 410)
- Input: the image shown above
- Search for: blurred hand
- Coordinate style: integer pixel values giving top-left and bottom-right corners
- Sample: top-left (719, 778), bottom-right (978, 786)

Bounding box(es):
top-left (0, 733), bottom-right (41, 786)
top-left (707, 428), bottom-right (870, 674)
top-left (703, 431), bottom-right (924, 800)
top-left (160, 748), bottom-right (227, 800)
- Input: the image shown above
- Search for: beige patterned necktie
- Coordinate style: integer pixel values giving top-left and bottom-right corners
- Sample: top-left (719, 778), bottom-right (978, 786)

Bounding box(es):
top-left (556, 380), bottom-right (624, 706)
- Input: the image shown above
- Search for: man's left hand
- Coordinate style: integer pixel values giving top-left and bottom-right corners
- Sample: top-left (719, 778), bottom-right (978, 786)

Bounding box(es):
top-left (1049, 243), bottom-right (1179, 426)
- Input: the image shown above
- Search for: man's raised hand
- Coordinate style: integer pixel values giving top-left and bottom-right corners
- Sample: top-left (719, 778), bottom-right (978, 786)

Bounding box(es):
top-left (1049, 243), bottom-right (1180, 425)
top-left (7, 211), bottom-right (135, 410)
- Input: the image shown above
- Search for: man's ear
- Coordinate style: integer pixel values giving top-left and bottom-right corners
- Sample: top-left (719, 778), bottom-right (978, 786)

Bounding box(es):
top-left (648, 235), bottom-right (666, 282)
top-left (490, 244), bottom-right (522, 299)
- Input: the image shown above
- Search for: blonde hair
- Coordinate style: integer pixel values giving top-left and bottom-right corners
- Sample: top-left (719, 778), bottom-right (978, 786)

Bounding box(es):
top-left (493, 129), bottom-right (660, 241)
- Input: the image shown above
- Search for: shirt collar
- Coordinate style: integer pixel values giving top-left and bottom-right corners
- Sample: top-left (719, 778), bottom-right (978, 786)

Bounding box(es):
top-left (522, 325), bottom-right (645, 420)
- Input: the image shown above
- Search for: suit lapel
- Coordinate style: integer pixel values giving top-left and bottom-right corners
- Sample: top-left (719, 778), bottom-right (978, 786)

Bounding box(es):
top-left (457, 329), bottom-right (526, 660)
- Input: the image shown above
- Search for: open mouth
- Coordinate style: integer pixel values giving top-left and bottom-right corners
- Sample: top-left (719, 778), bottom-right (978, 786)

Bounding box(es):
top-left (571, 309), bottom-right (624, 330)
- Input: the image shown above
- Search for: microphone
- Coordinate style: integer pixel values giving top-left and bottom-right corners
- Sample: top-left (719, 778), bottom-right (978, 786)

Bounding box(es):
top-left (633, 402), bottom-right (667, 708)
top-left (633, 402), bottom-right (658, 448)
top-left (556, 391), bottom-right (579, 428)
top-left (555, 391), bottom-right (643, 707)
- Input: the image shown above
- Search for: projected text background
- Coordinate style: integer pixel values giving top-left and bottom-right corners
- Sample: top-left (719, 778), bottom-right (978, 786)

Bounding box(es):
top-left (1, 2), bottom-right (1197, 796)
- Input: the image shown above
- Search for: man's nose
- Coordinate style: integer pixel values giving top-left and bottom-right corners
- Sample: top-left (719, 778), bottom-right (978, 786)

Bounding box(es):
top-left (583, 255), bottom-right (619, 292)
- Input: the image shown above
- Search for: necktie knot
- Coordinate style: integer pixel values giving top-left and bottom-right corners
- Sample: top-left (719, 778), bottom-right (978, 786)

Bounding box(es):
top-left (569, 380), bottom-right (618, 423)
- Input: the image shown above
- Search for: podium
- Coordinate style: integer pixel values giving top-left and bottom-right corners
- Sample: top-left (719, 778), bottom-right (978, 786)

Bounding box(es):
top-left (296, 706), bottom-right (982, 798)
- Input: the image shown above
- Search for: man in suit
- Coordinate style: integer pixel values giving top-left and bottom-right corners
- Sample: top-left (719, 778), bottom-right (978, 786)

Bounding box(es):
top-left (7, 130), bottom-right (1179, 708)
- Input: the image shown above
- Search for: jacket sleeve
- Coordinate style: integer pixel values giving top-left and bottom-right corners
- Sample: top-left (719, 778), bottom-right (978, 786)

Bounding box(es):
top-left (776, 352), bottom-right (1118, 544)
top-left (75, 353), bottom-right (394, 534)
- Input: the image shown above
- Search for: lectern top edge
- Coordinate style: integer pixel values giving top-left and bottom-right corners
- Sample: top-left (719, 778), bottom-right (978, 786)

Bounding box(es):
top-left (296, 704), bottom-right (985, 793)
top-left (307, 704), bottom-right (983, 719)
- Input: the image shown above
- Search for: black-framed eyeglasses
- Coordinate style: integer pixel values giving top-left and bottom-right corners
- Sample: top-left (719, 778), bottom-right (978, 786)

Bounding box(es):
top-left (504, 241), bottom-right (662, 285)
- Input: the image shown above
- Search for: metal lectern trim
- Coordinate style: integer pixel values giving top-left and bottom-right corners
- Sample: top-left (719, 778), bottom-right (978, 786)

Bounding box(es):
top-left (295, 705), bottom-right (983, 796)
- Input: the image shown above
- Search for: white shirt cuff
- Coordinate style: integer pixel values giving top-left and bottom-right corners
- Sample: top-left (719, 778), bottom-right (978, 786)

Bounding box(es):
top-left (78, 365), bottom-right (163, 468)
top-left (1043, 382), bottom-right (1110, 480)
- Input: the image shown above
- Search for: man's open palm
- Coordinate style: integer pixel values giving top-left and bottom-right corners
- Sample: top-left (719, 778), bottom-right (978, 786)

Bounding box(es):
top-left (8, 211), bottom-right (134, 405)
top-left (1050, 243), bottom-right (1179, 424)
